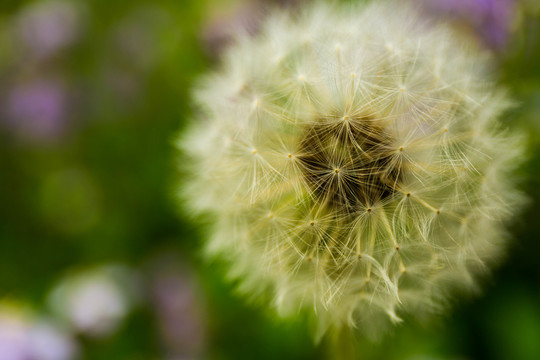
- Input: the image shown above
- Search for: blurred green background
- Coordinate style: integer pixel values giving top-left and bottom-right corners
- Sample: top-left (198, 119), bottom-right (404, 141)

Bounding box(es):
top-left (0, 0), bottom-right (539, 359)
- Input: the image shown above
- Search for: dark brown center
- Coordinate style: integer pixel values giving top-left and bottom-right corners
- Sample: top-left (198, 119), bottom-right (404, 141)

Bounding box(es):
top-left (297, 116), bottom-right (401, 210)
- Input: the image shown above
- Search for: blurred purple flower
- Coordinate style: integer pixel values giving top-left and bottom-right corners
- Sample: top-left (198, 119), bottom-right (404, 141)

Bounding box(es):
top-left (16, 0), bottom-right (83, 59)
top-left (148, 256), bottom-right (206, 360)
top-left (3, 79), bottom-right (68, 141)
top-left (202, 0), bottom-right (303, 58)
top-left (420, 0), bottom-right (517, 50)
top-left (203, 1), bottom-right (263, 58)
top-left (0, 314), bottom-right (27, 360)
top-left (0, 308), bottom-right (76, 360)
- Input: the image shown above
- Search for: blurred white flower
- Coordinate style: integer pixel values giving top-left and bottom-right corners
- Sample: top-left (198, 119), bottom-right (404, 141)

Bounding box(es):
top-left (26, 321), bottom-right (78, 360)
top-left (48, 265), bottom-right (139, 338)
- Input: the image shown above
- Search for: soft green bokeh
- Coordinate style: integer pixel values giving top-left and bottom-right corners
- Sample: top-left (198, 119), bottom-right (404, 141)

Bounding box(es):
top-left (0, 0), bottom-right (539, 359)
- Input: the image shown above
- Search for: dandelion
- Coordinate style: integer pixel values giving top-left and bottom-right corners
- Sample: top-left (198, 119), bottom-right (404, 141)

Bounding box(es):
top-left (181, 1), bottom-right (525, 339)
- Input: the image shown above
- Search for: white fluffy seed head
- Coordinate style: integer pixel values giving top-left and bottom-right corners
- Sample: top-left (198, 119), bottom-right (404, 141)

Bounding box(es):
top-left (180, 1), bottom-right (525, 339)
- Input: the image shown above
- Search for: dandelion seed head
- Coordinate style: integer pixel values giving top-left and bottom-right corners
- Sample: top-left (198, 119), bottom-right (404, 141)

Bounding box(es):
top-left (180, 1), bottom-right (525, 339)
